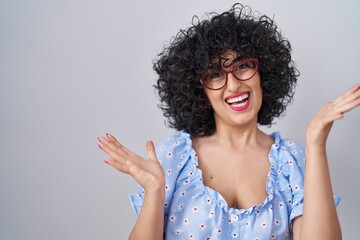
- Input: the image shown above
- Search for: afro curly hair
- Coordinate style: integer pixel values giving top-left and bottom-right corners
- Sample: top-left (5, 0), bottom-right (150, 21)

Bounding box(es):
top-left (154, 3), bottom-right (299, 137)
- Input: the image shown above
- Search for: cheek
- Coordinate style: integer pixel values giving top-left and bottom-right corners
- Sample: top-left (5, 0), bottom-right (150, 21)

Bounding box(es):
top-left (204, 89), bottom-right (221, 105)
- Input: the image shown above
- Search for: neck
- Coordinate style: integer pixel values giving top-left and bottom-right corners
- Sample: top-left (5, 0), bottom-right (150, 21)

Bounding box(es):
top-left (212, 119), bottom-right (263, 150)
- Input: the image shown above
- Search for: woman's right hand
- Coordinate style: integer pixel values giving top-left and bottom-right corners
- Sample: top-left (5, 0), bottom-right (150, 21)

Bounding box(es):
top-left (98, 133), bottom-right (165, 193)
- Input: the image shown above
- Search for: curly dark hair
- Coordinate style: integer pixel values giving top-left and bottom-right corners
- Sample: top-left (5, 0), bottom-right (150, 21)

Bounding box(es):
top-left (154, 4), bottom-right (299, 137)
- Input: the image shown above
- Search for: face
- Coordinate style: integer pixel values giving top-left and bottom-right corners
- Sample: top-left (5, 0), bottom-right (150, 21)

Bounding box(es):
top-left (203, 50), bottom-right (263, 129)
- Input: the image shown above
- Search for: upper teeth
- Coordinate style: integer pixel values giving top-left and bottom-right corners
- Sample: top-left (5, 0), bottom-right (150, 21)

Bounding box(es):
top-left (226, 94), bottom-right (249, 104)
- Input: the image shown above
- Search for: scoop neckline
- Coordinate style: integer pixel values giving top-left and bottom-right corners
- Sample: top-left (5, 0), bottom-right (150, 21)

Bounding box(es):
top-left (180, 130), bottom-right (281, 215)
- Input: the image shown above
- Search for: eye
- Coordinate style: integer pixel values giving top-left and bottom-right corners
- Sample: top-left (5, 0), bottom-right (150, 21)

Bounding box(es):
top-left (234, 62), bottom-right (251, 72)
top-left (205, 71), bottom-right (225, 81)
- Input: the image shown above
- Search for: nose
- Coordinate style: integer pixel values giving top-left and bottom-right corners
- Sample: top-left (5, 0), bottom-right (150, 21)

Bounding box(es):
top-left (226, 73), bottom-right (242, 91)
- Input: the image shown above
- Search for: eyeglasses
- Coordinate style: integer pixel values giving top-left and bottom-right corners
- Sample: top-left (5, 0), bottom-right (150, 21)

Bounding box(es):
top-left (200, 58), bottom-right (259, 90)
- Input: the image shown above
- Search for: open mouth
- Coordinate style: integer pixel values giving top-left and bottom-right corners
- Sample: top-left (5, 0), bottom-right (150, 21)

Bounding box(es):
top-left (225, 93), bottom-right (249, 107)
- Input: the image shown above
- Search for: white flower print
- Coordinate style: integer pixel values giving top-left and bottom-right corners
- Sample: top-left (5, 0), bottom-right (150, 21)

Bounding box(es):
top-left (205, 197), bottom-right (212, 204)
top-left (288, 140), bottom-right (293, 145)
top-left (178, 203), bottom-right (184, 210)
top-left (164, 202), bottom-right (169, 208)
top-left (169, 215), bottom-right (176, 222)
top-left (293, 184), bottom-right (300, 191)
top-left (178, 163), bottom-right (183, 168)
top-left (174, 141), bottom-right (180, 146)
top-left (181, 154), bottom-right (187, 159)
top-left (165, 184), bottom-right (170, 191)
top-left (292, 149), bottom-right (297, 155)
top-left (271, 233), bottom-right (276, 239)
top-left (166, 169), bottom-right (172, 176)
top-left (175, 229), bottom-right (181, 235)
top-left (205, 236), bottom-right (211, 240)
top-left (160, 145), bottom-right (165, 151)
top-left (188, 171), bottom-right (194, 176)
top-left (167, 151), bottom-right (173, 159)
top-left (192, 207), bottom-right (199, 213)
top-left (231, 231), bottom-right (238, 238)
top-left (287, 198), bottom-right (292, 205)
top-left (277, 169), bottom-right (282, 174)
top-left (268, 204), bottom-right (273, 211)
top-left (261, 221), bottom-right (267, 228)
top-left (253, 237), bottom-right (260, 240)
top-left (271, 163), bottom-right (276, 169)
top-left (184, 179), bottom-right (190, 185)
top-left (189, 233), bottom-right (195, 239)
top-left (256, 209), bottom-right (261, 215)
top-left (179, 191), bottom-right (186, 197)
top-left (279, 201), bottom-right (285, 210)
top-left (287, 159), bottom-right (294, 166)
top-left (209, 211), bottom-right (215, 218)
top-left (216, 228), bottom-right (222, 235)
top-left (183, 218), bottom-right (189, 225)
top-left (199, 223), bottom-right (206, 230)
top-left (274, 218), bottom-right (281, 226)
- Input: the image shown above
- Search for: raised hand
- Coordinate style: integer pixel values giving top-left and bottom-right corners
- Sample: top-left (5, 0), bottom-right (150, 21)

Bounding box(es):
top-left (98, 134), bottom-right (165, 192)
top-left (306, 84), bottom-right (360, 147)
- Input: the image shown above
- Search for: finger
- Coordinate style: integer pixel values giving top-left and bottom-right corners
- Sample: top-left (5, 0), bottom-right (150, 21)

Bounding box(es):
top-left (104, 159), bottom-right (129, 174)
top-left (337, 97), bottom-right (360, 114)
top-left (98, 136), bottom-right (120, 154)
top-left (332, 84), bottom-right (360, 105)
top-left (98, 138), bottom-right (132, 167)
top-left (106, 133), bottom-right (132, 154)
top-left (98, 135), bottom-right (130, 157)
top-left (146, 140), bottom-right (158, 162)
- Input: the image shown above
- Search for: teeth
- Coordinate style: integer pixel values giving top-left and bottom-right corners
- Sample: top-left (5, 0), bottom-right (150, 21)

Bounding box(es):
top-left (226, 94), bottom-right (249, 104)
top-left (230, 102), bottom-right (247, 107)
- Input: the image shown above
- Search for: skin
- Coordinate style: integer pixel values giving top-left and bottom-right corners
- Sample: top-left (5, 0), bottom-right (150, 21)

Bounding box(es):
top-left (98, 52), bottom-right (360, 239)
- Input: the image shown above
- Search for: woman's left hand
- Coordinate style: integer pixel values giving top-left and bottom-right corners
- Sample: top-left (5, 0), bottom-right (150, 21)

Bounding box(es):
top-left (306, 83), bottom-right (360, 147)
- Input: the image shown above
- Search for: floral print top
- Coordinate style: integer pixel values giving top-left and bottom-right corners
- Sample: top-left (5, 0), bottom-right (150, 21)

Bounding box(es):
top-left (130, 131), bottom-right (340, 239)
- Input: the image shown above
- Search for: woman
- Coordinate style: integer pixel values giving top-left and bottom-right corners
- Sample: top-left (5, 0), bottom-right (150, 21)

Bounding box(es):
top-left (98, 4), bottom-right (359, 239)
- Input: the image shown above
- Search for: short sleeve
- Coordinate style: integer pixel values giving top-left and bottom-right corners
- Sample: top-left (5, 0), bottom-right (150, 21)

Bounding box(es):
top-left (129, 131), bottom-right (191, 220)
top-left (284, 139), bottom-right (306, 222)
top-left (276, 138), bottom-right (341, 225)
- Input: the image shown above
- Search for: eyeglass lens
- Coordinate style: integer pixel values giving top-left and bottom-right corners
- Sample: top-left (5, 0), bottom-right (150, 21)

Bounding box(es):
top-left (202, 59), bottom-right (257, 90)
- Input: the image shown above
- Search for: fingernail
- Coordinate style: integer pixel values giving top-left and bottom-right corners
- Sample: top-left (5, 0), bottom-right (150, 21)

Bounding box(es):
top-left (106, 133), bottom-right (109, 138)
top-left (97, 137), bottom-right (101, 142)
top-left (98, 144), bottom-right (103, 150)
top-left (104, 159), bottom-right (110, 164)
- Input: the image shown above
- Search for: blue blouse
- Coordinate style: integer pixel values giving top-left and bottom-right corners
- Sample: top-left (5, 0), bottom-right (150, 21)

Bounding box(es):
top-left (130, 131), bottom-right (340, 239)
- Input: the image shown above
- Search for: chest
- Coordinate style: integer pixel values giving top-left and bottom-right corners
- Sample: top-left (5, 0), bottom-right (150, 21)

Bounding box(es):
top-left (197, 149), bottom-right (271, 210)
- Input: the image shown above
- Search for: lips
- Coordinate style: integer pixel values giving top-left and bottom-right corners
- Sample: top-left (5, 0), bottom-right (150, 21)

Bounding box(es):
top-left (225, 92), bottom-right (250, 111)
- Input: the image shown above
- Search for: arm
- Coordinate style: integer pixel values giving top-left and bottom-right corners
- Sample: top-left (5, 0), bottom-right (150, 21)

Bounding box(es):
top-left (98, 135), bottom-right (165, 240)
top-left (293, 84), bottom-right (360, 240)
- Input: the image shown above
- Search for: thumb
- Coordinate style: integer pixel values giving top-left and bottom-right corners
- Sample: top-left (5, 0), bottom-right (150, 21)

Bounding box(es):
top-left (146, 140), bottom-right (158, 161)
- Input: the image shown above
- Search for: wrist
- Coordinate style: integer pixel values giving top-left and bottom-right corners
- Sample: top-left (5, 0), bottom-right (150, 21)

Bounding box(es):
top-left (144, 180), bottom-right (165, 197)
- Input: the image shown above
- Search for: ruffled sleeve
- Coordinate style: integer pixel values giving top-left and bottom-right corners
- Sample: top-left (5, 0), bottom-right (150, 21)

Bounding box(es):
top-left (129, 131), bottom-right (191, 221)
top-left (281, 137), bottom-right (307, 222)
top-left (272, 133), bottom-right (341, 225)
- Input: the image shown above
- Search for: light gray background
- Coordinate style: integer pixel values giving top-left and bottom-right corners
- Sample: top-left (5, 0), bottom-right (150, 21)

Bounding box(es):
top-left (1, 0), bottom-right (359, 239)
